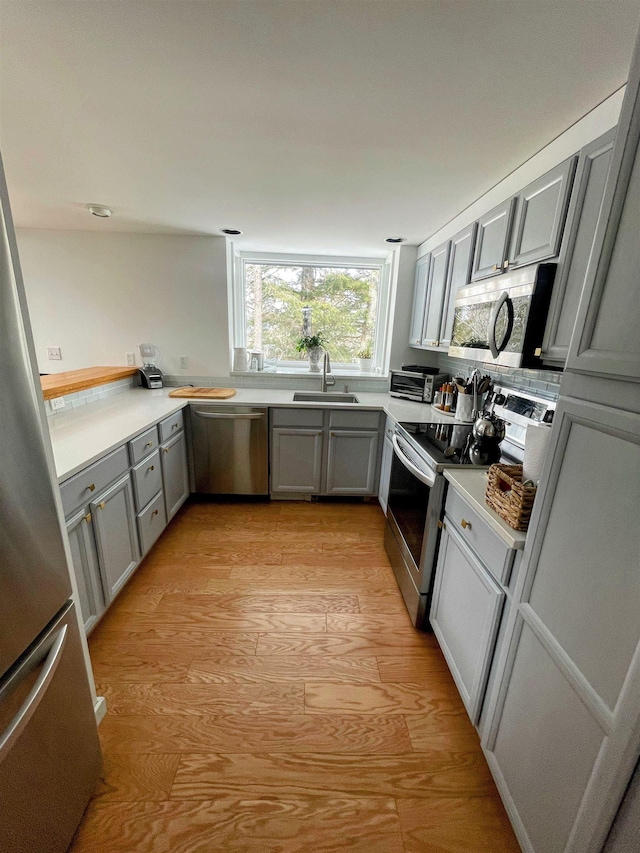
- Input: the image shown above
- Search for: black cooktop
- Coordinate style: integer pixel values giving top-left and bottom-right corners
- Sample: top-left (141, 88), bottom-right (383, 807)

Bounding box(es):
top-left (399, 421), bottom-right (475, 467)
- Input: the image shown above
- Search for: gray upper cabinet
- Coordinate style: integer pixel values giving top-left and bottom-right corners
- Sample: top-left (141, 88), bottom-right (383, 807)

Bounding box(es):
top-left (471, 197), bottom-right (516, 281)
top-left (326, 429), bottom-right (379, 495)
top-left (542, 130), bottom-right (616, 364)
top-left (421, 241), bottom-right (450, 348)
top-left (161, 429), bottom-right (189, 521)
top-left (566, 49), bottom-right (640, 380)
top-left (409, 254), bottom-right (430, 346)
top-left (90, 473), bottom-right (139, 601)
top-left (65, 508), bottom-right (104, 634)
top-left (508, 156), bottom-right (577, 269)
top-left (482, 398), bottom-right (640, 853)
top-left (439, 223), bottom-right (477, 349)
top-left (271, 426), bottom-right (323, 493)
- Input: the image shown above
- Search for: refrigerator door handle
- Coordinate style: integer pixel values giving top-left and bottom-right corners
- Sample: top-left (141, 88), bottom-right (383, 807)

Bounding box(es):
top-left (0, 624), bottom-right (67, 764)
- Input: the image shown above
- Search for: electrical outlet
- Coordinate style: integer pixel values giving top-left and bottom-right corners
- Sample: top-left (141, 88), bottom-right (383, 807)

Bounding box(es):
top-left (50, 396), bottom-right (65, 411)
top-left (179, 355), bottom-right (189, 370)
top-left (47, 346), bottom-right (62, 360)
top-left (126, 352), bottom-right (136, 366)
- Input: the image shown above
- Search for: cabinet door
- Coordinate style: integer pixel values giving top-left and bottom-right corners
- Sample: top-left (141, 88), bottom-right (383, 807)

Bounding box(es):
top-left (439, 223), bottom-right (477, 350)
top-left (378, 436), bottom-right (393, 515)
top-left (271, 428), bottom-right (323, 493)
top-left (325, 429), bottom-right (379, 495)
top-left (91, 474), bottom-right (139, 601)
top-left (430, 522), bottom-right (505, 724)
top-left (566, 51), bottom-right (640, 380)
top-left (508, 156), bottom-right (577, 269)
top-left (409, 254), bottom-right (430, 346)
top-left (483, 399), bottom-right (640, 853)
top-left (471, 197), bottom-right (516, 281)
top-left (161, 430), bottom-right (189, 521)
top-left (65, 508), bottom-right (104, 635)
top-left (421, 241), bottom-right (450, 347)
top-left (542, 131), bottom-right (615, 364)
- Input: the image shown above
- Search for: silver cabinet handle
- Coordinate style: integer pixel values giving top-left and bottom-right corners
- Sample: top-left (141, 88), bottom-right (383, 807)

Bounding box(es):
top-left (0, 625), bottom-right (67, 761)
top-left (194, 412), bottom-right (264, 420)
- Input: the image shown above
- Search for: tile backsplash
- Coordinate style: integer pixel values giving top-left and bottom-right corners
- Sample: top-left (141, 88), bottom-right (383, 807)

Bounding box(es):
top-left (163, 374), bottom-right (391, 393)
top-left (44, 375), bottom-right (137, 416)
top-left (436, 354), bottom-right (561, 400)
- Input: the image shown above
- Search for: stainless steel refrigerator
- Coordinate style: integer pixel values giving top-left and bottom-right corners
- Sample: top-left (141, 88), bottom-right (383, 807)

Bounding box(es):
top-left (0, 154), bottom-right (101, 851)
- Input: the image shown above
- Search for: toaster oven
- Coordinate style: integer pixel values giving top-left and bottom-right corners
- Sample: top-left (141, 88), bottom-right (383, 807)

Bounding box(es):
top-left (389, 366), bottom-right (449, 403)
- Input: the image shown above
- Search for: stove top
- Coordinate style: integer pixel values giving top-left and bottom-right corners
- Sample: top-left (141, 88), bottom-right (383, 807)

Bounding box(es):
top-left (398, 421), bottom-right (476, 468)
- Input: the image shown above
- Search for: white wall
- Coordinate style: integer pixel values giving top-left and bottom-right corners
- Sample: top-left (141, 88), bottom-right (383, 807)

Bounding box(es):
top-left (418, 89), bottom-right (625, 257)
top-left (16, 230), bottom-right (230, 376)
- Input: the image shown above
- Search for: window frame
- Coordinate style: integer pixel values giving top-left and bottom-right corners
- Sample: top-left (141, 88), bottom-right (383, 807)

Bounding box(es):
top-left (230, 249), bottom-right (394, 375)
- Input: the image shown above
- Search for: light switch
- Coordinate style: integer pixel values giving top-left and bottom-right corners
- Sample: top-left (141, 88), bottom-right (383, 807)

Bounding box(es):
top-left (179, 355), bottom-right (189, 369)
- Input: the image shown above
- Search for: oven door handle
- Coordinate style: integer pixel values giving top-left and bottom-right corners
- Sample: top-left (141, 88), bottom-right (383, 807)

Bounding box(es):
top-left (488, 290), bottom-right (514, 359)
top-left (392, 435), bottom-right (436, 488)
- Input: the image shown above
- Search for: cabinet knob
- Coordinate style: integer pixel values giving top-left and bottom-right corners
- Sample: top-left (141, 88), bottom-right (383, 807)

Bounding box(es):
top-left (148, 464), bottom-right (155, 471)
top-left (145, 441), bottom-right (153, 448)
top-left (460, 518), bottom-right (472, 530)
top-left (84, 512), bottom-right (92, 523)
top-left (437, 519), bottom-right (444, 530)
top-left (172, 423), bottom-right (178, 430)
top-left (503, 259), bottom-right (510, 269)
top-left (164, 448), bottom-right (170, 454)
top-left (492, 264), bottom-right (500, 272)
top-left (152, 509), bottom-right (159, 517)
top-left (98, 501), bottom-right (106, 510)
top-left (86, 483), bottom-right (95, 492)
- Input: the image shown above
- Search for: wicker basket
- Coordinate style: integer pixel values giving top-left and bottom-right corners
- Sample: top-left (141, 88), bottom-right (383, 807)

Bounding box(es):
top-left (485, 464), bottom-right (537, 531)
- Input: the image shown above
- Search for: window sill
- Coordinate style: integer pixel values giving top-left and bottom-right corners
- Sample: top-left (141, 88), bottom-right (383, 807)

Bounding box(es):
top-left (230, 367), bottom-right (387, 380)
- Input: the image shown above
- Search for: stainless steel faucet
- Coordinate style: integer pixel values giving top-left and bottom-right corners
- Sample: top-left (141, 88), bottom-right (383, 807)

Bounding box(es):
top-left (322, 351), bottom-right (336, 392)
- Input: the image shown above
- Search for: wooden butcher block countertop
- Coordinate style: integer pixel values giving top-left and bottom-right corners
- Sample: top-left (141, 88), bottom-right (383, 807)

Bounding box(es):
top-left (40, 366), bottom-right (139, 400)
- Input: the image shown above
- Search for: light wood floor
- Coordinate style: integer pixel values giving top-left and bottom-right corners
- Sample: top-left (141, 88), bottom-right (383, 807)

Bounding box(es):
top-left (70, 499), bottom-right (520, 853)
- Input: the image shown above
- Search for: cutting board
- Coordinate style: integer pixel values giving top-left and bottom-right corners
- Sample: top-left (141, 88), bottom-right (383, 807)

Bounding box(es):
top-left (169, 387), bottom-right (237, 399)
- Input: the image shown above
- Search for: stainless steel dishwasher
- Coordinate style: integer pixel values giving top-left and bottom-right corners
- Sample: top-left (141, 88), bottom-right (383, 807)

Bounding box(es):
top-left (189, 405), bottom-right (269, 494)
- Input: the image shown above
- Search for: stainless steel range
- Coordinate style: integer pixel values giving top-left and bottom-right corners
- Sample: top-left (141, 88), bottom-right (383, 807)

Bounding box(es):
top-left (384, 385), bottom-right (556, 628)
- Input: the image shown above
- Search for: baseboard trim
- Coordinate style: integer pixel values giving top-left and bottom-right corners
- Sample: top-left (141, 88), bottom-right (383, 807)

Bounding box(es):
top-left (94, 695), bottom-right (107, 725)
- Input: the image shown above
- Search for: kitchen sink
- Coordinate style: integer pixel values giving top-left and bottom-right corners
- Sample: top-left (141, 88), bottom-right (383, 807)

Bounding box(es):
top-left (292, 392), bottom-right (360, 403)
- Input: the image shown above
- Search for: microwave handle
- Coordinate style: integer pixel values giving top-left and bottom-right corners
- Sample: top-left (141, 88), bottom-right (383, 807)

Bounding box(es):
top-left (488, 291), bottom-right (515, 359)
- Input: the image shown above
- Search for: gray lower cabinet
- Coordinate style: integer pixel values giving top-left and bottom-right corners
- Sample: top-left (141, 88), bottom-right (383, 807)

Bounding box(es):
top-left (482, 398), bottom-right (640, 853)
top-left (431, 514), bottom-right (505, 725)
top-left (160, 429), bottom-right (189, 520)
top-left (326, 429), bottom-right (379, 495)
top-left (409, 254), bottom-right (430, 346)
top-left (421, 241), bottom-right (450, 348)
top-left (471, 197), bottom-right (516, 280)
top-left (137, 490), bottom-right (167, 556)
top-left (508, 156), bottom-right (577, 269)
top-left (271, 427), bottom-right (323, 493)
top-left (65, 508), bottom-right (104, 634)
top-left (542, 130), bottom-right (615, 364)
top-left (90, 473), bottom-right (139, 601)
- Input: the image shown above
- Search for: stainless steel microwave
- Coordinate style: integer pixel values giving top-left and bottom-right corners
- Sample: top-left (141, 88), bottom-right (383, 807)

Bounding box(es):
top-left (389, 368), bottom-right (448, 403)
top-left (449, 263), bottom-right (556, 368)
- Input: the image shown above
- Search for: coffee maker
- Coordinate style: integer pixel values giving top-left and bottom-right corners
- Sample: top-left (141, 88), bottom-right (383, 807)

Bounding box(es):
top-left (138, 343), bottom-right (164, 389)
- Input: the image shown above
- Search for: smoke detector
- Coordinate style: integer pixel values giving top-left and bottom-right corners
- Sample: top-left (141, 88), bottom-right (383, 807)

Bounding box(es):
top-left (87, 204), bottom-right (112, 218)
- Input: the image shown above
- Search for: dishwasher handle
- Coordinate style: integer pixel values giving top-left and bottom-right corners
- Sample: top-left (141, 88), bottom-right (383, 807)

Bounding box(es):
top-left (194, 411), bottom-right (265, 420)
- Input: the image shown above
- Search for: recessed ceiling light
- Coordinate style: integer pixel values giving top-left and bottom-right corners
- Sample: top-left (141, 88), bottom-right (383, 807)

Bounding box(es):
top-left (221, 228), bottom-right (243, 236)
top-left (385, 236), bottom-right (406, 243)
top-left (87, 204), bottom-right (111, 218)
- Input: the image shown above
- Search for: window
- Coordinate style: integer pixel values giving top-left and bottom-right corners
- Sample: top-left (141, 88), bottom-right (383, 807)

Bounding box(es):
top-left (231, 251), bottom-right (393, 373)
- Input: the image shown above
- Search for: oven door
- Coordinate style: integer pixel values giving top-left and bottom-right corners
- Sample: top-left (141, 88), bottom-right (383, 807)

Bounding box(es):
top-left (387, 434), bottom-right (435, 568)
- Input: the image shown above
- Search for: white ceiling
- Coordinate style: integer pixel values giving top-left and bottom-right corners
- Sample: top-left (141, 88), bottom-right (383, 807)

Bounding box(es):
top-left (1, 0), bottom-right (639, 256)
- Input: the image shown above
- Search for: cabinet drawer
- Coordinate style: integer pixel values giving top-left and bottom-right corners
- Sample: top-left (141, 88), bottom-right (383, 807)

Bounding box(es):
top-left (137, 491), bottom-right (166, 556)
top-left (158, 410), bottom-right (184, 443)
top-left (444, 488), bottom-right (514, 585)
top-left (60, 445), bottom-right (128, 517)
top-left (271, 408), bottom-right (324, 428)
top-left (329, 410), bottom-right (381, 430)
top-left (129, 425), bottom-right (159, 465)
top-left (132, 449), bottom-right (163, 511)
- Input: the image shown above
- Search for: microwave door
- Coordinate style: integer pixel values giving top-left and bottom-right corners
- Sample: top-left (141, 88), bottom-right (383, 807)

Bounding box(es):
top-left (488, 291), bottom-right (515, 358)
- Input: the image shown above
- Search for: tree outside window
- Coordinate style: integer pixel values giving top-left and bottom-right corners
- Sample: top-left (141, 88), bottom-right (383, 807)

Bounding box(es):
top-left (244, 263), bottom-right (380, 363)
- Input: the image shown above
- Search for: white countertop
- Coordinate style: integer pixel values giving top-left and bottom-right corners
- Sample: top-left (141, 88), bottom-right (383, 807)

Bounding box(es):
top-left (443, 468), bottom-right (528, 550)
top-left (48, 386), bottom-right (454, 481)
